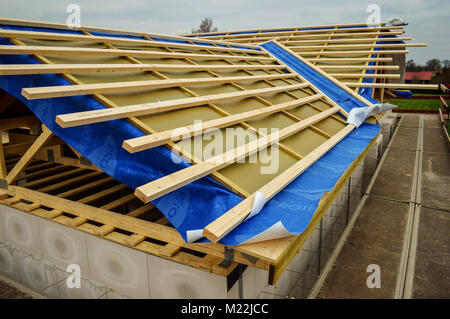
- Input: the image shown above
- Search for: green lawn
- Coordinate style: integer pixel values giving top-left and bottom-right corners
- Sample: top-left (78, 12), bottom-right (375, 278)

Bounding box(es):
top-left (387, 98), bottom-right (449, 111)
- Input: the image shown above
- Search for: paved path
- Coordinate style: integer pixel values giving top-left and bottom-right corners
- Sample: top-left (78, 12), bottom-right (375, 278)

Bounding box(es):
top-left (315, 114), bottom-right (449, 298)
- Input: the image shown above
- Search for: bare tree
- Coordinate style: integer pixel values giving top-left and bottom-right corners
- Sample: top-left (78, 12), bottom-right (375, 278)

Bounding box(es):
top-left (425, 58), bottom-right (442, 71)
top-left (442, 59), bottom-right (450, 69)
top-left (406, 59), bottom-right (416, 71)
top-left (191, 17), bottom-right (218, 34)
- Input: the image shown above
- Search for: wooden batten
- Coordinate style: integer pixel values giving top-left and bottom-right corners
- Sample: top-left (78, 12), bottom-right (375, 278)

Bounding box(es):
top-left (22, 73), bottom-right (295, 100)
top-left (0, 45), bottom-right (276, 62)
top-left (134, 106), bottom-right (339, 203)
top-left (55, 83), bottom-right (306, 127)
top-left (203, 124), bottom-right (355, 243)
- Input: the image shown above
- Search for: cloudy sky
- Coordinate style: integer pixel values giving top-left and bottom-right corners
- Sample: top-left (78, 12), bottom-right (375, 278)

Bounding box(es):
top-left (1, 0), bottom-right (448, 64)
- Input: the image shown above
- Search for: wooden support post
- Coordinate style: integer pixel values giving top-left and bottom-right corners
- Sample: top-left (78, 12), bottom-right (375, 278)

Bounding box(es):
top-left (0, 138), bottom-right (6, 179)
top-left (5, 126), bottom-right (53, 184)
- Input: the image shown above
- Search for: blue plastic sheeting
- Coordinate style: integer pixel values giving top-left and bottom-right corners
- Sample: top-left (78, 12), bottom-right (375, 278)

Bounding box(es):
top-left (359, 31), bottom-right (401, 100)
top-left (261, 41), bottom-right (369, 114)
top-left (0, 36), bottom-right (241, 245)
top-left (195, 33), bottom-right (227, 37)
top-left (300, 27), bottom-right (335, 31)
top-left (378, 33), bottom-right (404, 45)
top-left (337, 25), bottom-right (367, 29)
top-left (0, 24), bottom-right (84, 35)
top-left (358, 48), bottom-right (379, 100)
top-left (0, 29), bottom-right (380, 245)
top-left (261, 29), bottom-right (296, 33)
top-left (193, 41), bottom-right (214, 47)
top-left (392, 89), bottom-right (413, 99)
top-left (150, 37), bottom-right (191, 44)
top-left (214, 122), bottom-right (380, 245)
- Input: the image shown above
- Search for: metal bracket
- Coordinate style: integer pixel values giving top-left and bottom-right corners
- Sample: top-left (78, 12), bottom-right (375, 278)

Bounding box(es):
top-left (47, 149), bottom-right (54, 162)
top-left (240, 252), bottom-right (259, 265)
top-left (219, 246), bottom-right (234, 268)
top-left (0, 179), bottom-right (8, 190)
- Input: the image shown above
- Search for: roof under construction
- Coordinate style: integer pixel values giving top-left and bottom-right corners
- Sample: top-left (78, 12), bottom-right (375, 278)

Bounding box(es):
top-left (184, 21), bottom-right (428, 98)
top-left (0, 17), bottom-right (430, 283)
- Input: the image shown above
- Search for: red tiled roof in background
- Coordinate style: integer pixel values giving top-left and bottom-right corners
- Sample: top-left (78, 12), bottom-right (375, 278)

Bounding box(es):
top-left (405, 71), bottom-right (433, 81)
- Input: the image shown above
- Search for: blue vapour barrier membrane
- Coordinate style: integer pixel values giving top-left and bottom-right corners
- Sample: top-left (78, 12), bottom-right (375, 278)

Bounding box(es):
top-left (0, 24), bottom-right (84, 35)
top-left (392, 89), bottom-right (413, 99)
top-left (358, 48), bottom-right (379, 100)
top-left (358, 30), bottom-right (401, 100)
top-left (0, 27), bottom-right (379, 245)
top-left (0, 34), bottom-right (240, 244)
top-left (261, 41), bottom-right (369, 114)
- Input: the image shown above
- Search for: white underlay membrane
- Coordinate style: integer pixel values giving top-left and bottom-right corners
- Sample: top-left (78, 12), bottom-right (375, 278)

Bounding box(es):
top-left (242, 221), bottom-right (293, 244)
top-left (347, 103), bottom-right (397, 128)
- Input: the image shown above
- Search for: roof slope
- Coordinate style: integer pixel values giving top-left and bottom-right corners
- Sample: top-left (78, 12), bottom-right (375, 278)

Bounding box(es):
top-left (184, 22), bottom-right (427, 99)
top-left (0, 18), bottom-right (379, 245)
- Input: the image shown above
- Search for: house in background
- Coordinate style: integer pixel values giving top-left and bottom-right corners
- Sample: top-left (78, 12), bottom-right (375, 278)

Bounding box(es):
top-left (405, 71), bottom-right (433, 84)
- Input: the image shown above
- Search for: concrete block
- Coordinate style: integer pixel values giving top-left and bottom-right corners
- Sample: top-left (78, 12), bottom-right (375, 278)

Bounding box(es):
top-left (1, 205), bottom-right (41, 256)
top-left (86, 234), bottom-right (150, 299)
top-left (0, 244), bottom-right (23, 283)
top-left (38, 217), bottom-right (89, 276)
top-left (147, 253), bottom-right (228, 299)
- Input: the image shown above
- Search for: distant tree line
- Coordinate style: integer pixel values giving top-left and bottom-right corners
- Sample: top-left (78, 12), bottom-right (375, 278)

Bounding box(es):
top-left (406, 58), bottom-right (450, 72)
top-left (406, 58), bottom-right (450, 84)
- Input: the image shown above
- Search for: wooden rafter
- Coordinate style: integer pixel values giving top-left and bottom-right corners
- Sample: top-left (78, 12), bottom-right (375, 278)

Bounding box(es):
top-left (318, 65), bottom-right (399, 70)
top-left (0, 45), bottom-right (275, 62)
top-left (306, 57), bottom-right (392, 62)
top-left (0, 29), bottom-right (266, 55)
top-left (288, 43), bottom-right (426, 50)
top-left (185, 26), bottom-right (405, 40)
top-left (329, 73), bottom-right (400, 79)
top-left (283, 36), bottom-right (413, 45)
top-left (227, 31), bottom-right (405, 43)
top-left (343, 82), bottom-right (439, 90)
top-left (5, 126), bottom-right (53, 184)
top-left (0, 17), bottom-right (261, 50)
top-left (293, 49), bottom-right (409, 56)
top-left (0, 63), bottom-right (286, 76)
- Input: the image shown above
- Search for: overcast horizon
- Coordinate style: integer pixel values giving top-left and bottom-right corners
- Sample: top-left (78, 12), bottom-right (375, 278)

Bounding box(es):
top-left (1, 0), bottom-right (448, 64)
